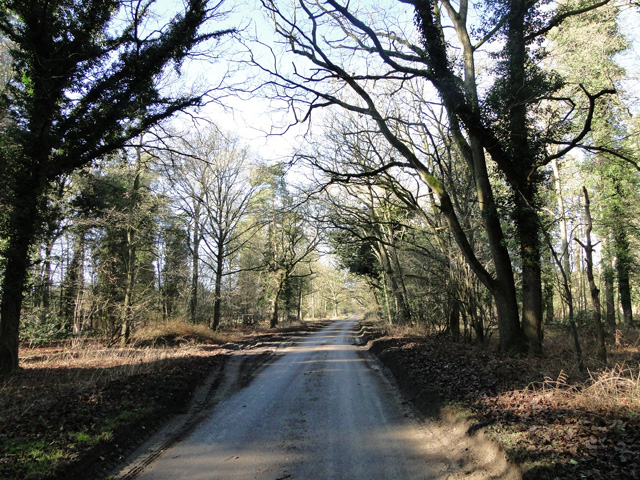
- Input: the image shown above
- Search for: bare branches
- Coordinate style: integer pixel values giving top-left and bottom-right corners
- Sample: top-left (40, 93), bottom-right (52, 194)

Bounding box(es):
top-left (543, 85), bottom-right (617, 165)
top-left (525, 0), bottom-right (611, 42)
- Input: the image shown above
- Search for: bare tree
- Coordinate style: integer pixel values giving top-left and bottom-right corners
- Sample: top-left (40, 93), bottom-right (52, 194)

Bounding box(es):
top-left (160, 126), bottom-right (262, 329)
top-left (245, 0), bottom-right (615, 352)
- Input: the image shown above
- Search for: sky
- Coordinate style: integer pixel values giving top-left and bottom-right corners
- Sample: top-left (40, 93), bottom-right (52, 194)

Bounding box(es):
top-left (160, 0), bottom-right (307, 164)
top-left (160, 0), bottom-right (640, 166)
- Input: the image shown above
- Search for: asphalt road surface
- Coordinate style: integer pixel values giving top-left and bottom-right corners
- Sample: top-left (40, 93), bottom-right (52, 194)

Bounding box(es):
top-left (134, 318), bottom-right (514, 480)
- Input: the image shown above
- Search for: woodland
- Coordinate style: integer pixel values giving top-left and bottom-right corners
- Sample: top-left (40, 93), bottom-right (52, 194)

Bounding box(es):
top-left (1, 0), bottom-right (640, 478)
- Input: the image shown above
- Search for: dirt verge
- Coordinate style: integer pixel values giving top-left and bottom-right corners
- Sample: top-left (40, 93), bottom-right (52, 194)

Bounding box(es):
top-left (364, 326), bottom-right (640, 480)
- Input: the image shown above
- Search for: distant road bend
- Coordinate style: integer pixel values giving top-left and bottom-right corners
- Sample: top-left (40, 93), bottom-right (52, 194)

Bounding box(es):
top-left (132, 317), bottom-right (519, 480)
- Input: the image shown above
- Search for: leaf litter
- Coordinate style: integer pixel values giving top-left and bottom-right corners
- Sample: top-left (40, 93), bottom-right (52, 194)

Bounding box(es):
top-left (367, 326), bottom-right (640, 480)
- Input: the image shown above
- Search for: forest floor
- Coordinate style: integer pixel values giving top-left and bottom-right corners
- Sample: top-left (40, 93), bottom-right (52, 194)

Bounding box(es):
top-left (0, 320), bottom-right (330, 480)
top-left (1, 319), bottom-right (639, 480)
top-left (366, 322), bottom-right (640, 480)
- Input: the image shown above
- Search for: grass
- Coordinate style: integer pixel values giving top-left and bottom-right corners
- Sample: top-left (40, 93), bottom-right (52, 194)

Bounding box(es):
top-left (3, 439), bottom-right (69, 480)
top-left (131, 319), bottom-right (235, 346)
top-left (1, 320), bottom-right (234, 480)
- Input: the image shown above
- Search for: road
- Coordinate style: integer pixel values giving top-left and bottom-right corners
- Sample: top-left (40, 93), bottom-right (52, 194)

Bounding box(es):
top-left (133, 318), bottom-right (517, 480)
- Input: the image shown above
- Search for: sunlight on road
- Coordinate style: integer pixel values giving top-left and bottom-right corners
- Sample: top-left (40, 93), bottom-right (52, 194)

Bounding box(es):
top-left (130, 318), bottom-right (519, 480)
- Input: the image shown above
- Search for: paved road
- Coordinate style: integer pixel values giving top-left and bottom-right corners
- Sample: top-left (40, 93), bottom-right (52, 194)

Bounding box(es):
top-left (133, 318), bottom-right (462, 479)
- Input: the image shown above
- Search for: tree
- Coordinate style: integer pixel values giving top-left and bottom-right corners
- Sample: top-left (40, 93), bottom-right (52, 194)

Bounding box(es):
top-left (253, 0), bottom-right (616, 352)
top-left (252, 165), bottom-right (320, 328)
top-left (549, 0), bottom-right (633, 331)
top-left (576, 187), bottom-right (606, 363)
top-left (304, 104), bottom-right (499, 336)
top-left (0, 0), bottom-right (232, 373)
top-left (72, 152), bottom-right (159, 341)
top-left (594, 157), bottom-right (639, 328)
top-left (254, 0), bottom-right (522, 349)
top-left (162, 126), bottom-right (262, 330)
top-left (157, 218), bottom-right (191, 320)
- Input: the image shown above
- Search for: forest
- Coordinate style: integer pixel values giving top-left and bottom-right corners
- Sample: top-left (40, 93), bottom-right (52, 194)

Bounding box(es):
top-left (1, 0), bottom-right (640, 477)
top-left (1, 0), bottom-right (637, 367)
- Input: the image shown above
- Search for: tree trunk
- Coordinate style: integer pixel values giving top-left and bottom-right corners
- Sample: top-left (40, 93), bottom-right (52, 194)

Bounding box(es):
top-left (39, 240), bottom-right (54, 323)
top-left (567, 290), bottom-right (584, 372)
top-left (189, 217), bottom-right (200, 324)
top-left (120, 227), bottom-right (136, 345)
top-left (61, 233), bottom-right (84, 331)
top-left (604, 263), bottom-right (616, 334)
top-left (211, 246), bottom-right (224, 331)
top-left (552, 159), bottom-right (571, 325)
top-left (506, 0), bottom-right (543, 355)
top-left (379, 269), bottom-right (393, 325)
top-left (442, 23), bottom-right (524, 351)
top-left (120, 163), bottom-right (142, 345)
top-left (578, 187), bottom-right (606, 363)
top-left (614, 225), bottom-right (634, 327)
top-left (386, 230), bottom-right (412, 324)
top-left (0, 189), bottom-right (40, 373)
top-left (470, 139), bottom-right (523, 352)
top-left (611, 179), bottom-right (633, 327)
top-left (518, 206), bottom-right (543, 355)
top-left (550, 236), bottom-right (585, 370)
top-left (270, 277), bottom-right (285, 329)
top-left (296, 281), bottom-right (303, 322)
top-left (544, 277), bottom-right (554, 328)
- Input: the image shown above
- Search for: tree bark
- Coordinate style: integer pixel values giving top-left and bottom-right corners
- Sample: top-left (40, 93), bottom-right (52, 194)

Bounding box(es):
top-left (189, 213), bottom-right (201, 324)
top-left (505, 0), bottom-right (543, 355)
top-left (577, 186), bottom-right (606, 363)
top-left (614, 224), bottom-right (634, 327)
top-left (604, 263), bottom-right (616, 333)
top-left (61, 232), bottom-right (85, 332)
top-left (413, 0), bottom-right (524, 352)
top-left (270, 275), bottom-right (286, 329)
top-left (211, 245), bottom-right (224, 331)
top-left (516, 197), bottom-right (544, 355)
top-left (120, 227), bottom-right (136, 345)
top-left (0, 189), bottom-right (40, 373)
top-left (387, 236), bottom-right (412, 324)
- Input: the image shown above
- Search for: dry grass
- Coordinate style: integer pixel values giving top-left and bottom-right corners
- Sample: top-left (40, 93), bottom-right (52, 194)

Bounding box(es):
top-left (132, 319), bottom-right (234, 346)
top-left (540, 364), bottom-right (640, 415)
top-left (377, 321), bottom-right (433, 338)
top-left (532, 326), bottom-right (640, 415)
top-left (1, 318), bottom-right (330, 479)
top-left (582, 365), bottom-right (640, 412)
top-left (373, 318), bottom-right (640, 416)
top-left (11, 319), bottom-right (237, 404)
top-left (2, 322), bottom-right (239, 480)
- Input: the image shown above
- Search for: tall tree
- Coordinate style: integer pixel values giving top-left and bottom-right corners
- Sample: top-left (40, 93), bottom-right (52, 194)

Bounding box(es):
top-left (159, 127), bottom-right (261, 328)
top-left (549, 0), bottom-right (633, 329)
top-left (75, 154), bottom-right (158, 341)
top-left (157, 218), bottom-right (190, 320)
top-left (254, 165), bottom-right (319, 328)
top-left (576, 186), bottom-right (606, 362)
top-left (0, 0), bottom-right (232, 373)
top-left (255, 0), bottom-right (615, 352)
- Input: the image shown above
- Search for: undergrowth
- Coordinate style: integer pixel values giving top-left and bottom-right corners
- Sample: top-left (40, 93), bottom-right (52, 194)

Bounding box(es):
top-left (367, 318), bottom-right (640, 479)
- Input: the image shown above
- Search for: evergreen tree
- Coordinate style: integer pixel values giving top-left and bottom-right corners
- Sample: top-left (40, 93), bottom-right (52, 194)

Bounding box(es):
top-left (0, 0), bottom-right (231, 372)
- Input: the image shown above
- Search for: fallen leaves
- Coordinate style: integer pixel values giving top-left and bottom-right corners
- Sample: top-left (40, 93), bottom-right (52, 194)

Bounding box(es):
top-left (369, 331), bottom-right (640, 480)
